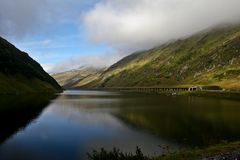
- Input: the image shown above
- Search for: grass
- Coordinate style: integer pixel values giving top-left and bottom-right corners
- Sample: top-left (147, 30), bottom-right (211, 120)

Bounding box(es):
top-left (69, 24), bottom-right (240, 90)
top-left (0, 73), bottom-right (61, 94)
top-left (87, 147), bottom-right (149, 160)
top-left (100, 86), bottom-right (240, 100)
top-left (0, 36), bottom-right (62, 93)
top-left (52, 67), bottom-right (104, 89)
top-left (87, 142), bottom-right (240, 160)
top-left (182, 91), bottom-right (240, 100)
top-left (156, 141), bottom-right (240, 160)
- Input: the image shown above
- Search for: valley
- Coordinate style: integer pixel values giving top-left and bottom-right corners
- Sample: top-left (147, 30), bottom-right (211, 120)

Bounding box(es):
top-left (53, 25), bottom-right (240, 92)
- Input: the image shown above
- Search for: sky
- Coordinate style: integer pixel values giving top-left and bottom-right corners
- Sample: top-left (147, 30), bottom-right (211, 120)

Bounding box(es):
top-left (0, 0), bottom-right (240, 73)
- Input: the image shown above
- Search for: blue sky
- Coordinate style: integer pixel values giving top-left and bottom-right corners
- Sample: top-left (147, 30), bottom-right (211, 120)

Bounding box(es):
top-left (1, 0), bottom-right (240, 73)
top-left (12, 22), bottom-right (108, 68)
top-left (3, 0), bottom-right (111, 72)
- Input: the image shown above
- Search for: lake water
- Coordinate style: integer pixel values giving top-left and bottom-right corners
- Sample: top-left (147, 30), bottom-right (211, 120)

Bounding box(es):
top-left (0, 90), bottom-right (240, 160)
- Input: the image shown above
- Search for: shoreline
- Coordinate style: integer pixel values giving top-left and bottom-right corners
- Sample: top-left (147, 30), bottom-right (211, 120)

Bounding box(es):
top-left (181, 90), bottom-right (240, 100)
top-left (87, 141), bottom-right (240, 160)
top-left (156, 141), bottom-right (240, 160)
top-left (74, 87), bottom-right (240, 100)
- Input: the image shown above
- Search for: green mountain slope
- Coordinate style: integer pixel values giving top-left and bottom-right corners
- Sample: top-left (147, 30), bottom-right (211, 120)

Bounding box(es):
top-left (52, 66), bottom-right (105, 89)
top-left (0, 36), bottom-right (62, 93)
top-left (82, 25), bottom-right (240, 90)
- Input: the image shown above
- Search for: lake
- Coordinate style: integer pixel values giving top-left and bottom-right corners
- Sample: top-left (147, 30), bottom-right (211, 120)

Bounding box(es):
top-left (0, 90), bottom-right (240, 160)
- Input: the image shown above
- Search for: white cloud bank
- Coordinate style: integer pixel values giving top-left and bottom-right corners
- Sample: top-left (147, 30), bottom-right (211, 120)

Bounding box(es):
top-left (0, 0), bottom-right (87, 38)
top-left (45, 0), bottom-right (240, 73)
top-left (46, 52), bottom-right (123, 74)
top-left (2, 0), bottom-right (240, 73)
top-left (83, 0), bottom-right (240, 51)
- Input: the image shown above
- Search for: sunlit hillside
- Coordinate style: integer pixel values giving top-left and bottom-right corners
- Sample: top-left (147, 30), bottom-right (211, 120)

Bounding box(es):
top-left (78, 25), bottom-right (240, 90)
top-left (52, 66), bottom-right (105, 89)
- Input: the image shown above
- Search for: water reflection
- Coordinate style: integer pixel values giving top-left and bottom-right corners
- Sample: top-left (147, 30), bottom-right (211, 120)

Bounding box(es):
top-left (0, 91), bottom-right (240, 160)
top-left (0, 94), bottom-right (56, 143)
top-left (114, 95), bottom-right (240, 147)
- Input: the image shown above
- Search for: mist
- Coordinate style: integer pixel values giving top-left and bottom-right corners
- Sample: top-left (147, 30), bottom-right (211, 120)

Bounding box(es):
top-left (83, 0), bottom-right (240, 51)
top-left (47, 52), bottom-right (124, 74)
top-left (1, 0), bottom-right (240, 73)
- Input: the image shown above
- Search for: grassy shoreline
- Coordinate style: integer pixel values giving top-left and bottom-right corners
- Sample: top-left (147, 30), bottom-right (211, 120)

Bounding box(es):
top-left (96, 88), bottom-right (240, 100)
top-left (87, 141), bottom-right (240, 160)
top-left (181, 90), bottom-right (240, 100)
top-left (156, 141), bottom-right (240, 160)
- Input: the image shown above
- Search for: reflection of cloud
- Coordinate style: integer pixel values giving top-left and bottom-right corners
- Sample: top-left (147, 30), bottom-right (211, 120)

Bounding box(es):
top-left (45, 100), bottom-right (123, 128)
top-left (43, 95), bottom-right (178, 155)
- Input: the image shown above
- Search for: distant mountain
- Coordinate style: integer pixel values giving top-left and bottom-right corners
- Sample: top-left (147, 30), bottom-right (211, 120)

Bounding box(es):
top-left (54, 24), bottom-right (240, 90)
top-left (0, 36), bottom-right (62, 93)
top-left (52, 66), bottom-right (105, 89)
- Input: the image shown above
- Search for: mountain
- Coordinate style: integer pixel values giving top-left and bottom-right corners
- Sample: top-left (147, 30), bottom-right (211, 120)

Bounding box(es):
top-left (76, 24), bottom-right (240, 90)
top-left (0, 36), bottom-right (62, 94)
top-left (52, 66), bottom-right (105, 89)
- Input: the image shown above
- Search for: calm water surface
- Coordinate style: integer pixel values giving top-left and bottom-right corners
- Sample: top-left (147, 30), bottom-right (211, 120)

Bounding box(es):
top-left (0, 90), bottom-right (240, 160)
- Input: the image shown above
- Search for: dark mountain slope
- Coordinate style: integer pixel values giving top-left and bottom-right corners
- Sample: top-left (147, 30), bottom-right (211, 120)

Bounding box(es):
top-left (0, 36), bottom-right (62, 93)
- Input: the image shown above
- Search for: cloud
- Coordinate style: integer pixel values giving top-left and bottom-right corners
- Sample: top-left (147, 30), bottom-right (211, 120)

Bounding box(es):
top-left (2, 0), bottom-right (240, 73)
top-left (0, 0), bottom-right (87, 38)
top-left (0, 0), bottom-right (46, 37)
top-left (83, 0), bottom-right (240, 51)
top-left (42, 63), bottom-right (55, 73)
top-left (16, 39), bottom-right (52, 48)
top-left (46, 52), bottom-right (123, 74)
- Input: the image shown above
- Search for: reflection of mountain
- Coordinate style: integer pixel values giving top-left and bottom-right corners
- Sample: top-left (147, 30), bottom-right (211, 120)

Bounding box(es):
top-left (0, 94), bottom-right (57, 143)
top-left (113, 95), bottom-right (240, 148)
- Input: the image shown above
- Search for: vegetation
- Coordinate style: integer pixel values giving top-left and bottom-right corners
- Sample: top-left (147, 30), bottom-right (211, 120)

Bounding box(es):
top-left (52, 66), bottom-right (105, 89)
top-left (0, 36), bottom-right (62, 93)
top-left (87, 142), bottom-right (240, 160)
top-left (87, 147), bottom-right (149, 160)
top-left (183, 90), bottom-right (240, 100)
top-left (94, 25), bottom-right (240, 89)
top-left (54, 24), bottom-right (240, 90)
